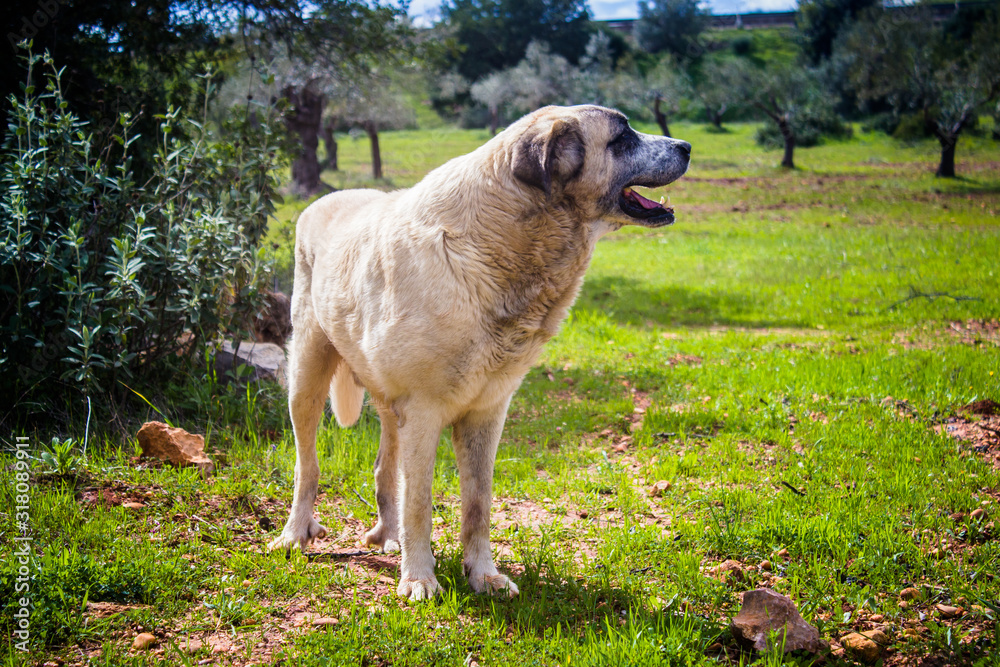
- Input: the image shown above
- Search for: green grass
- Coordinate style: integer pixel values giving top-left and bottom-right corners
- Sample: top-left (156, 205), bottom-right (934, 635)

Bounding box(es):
top-left (4, 120), bottom-right (1000, 666)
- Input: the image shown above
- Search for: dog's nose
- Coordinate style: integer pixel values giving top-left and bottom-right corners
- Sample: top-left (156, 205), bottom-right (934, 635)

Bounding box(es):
top-left (676, 141), bottom-right (691, 158)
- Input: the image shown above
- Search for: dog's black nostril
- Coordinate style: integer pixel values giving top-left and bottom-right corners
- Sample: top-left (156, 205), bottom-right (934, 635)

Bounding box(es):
top-left (677, 141), bottom-right (692, 158)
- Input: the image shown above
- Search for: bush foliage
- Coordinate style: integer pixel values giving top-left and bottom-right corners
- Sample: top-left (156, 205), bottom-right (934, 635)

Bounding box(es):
top-left (0, 52), bottom-right (281, 421)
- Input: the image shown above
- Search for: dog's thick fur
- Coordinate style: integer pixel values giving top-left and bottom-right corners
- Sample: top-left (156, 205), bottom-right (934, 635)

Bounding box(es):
top-left (269, 105), bottom-right (690, 600)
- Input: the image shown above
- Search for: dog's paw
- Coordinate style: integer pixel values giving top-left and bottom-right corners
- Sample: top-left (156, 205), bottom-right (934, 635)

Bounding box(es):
top-left (267, 517), bottom-right (328, 552)
top-left (469, 572), bottom-right (519, 598)
top-left (362, 522), bottom-right (400, 553)
top-left (397, 576), bottom-right (442, 601)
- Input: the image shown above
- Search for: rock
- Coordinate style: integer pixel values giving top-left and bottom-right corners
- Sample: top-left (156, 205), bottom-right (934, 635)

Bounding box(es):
top-left (253, 290), bottom-right (292, 347)
top-left (950, 512), bottom-right (966, 521)
top-left (715, 560), bottom-right (747, 585)
top-left (730, 588), bottom-right (827, 654)
top-left (759, 560), bottom-right (773, 572)
top-left (970, 508), bottom-right (987, 521)
top-left (841, 632), bottom-right (881, 663)
top-left (312, 617), bottom-right (339, 627)
top-left (899, 587), bottom-right (921, 601)
top-left (132, 633), bottom-right (157, 650)
top-left (215, 340), bottom-right (287, 385)
top-left (862, 628), bottom-right (890, 644)
top-left (647, 480), bottom-right (672, 497)
top-left (936, 604), bottom-right (964, 619)
top-left (776, 548), bottom-right (790, 560)
top-left (137, 422), bottom-right (214, 475)
top-left (122, 502), bottom-right (145, 510)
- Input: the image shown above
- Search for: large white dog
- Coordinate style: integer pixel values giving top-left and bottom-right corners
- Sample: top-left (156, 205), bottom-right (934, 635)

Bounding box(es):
top-left (269, 105), bottom-right (691, 600)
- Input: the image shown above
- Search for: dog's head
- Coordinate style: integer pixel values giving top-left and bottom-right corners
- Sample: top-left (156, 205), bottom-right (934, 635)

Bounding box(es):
top-left (509, 105), bottom-right (690, 227)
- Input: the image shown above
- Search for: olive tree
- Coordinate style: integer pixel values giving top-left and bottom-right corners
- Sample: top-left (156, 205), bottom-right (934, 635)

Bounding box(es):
top-left (838, 7), bottom-right (1000, 177)
top-left (732, 62), bottom-right (831, 169)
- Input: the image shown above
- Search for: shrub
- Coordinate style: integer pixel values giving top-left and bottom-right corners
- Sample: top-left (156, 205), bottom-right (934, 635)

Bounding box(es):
top-left (0, 52), bottom-right (282, 422)
top-left (755, 104), bottom-right (853, 148)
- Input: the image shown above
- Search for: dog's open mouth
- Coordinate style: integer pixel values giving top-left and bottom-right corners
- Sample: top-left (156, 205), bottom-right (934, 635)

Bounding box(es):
top-left (619, 186), bottom-right (675, 226)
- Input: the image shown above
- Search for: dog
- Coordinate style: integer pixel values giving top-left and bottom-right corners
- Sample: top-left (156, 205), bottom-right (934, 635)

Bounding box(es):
top-left (268, 105), bottom-right (690, 600)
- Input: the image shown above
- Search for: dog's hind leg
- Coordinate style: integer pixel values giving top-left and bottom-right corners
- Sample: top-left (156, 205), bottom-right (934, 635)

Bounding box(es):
top-left (268, 319), bottom-right (339, 553)
top-left (395, 411), bottom-right (445, 600)
top-left (452, 399), bottom-right (519, 597)
top-left (362, 404), bottom-right (400, 552)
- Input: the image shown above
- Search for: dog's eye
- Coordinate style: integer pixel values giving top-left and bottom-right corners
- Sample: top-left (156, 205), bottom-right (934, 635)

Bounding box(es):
top-left (608, 128), bottom-right (635, 150)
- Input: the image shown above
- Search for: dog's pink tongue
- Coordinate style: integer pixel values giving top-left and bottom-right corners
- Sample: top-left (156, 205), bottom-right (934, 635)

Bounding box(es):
top-left (625, 187), bottom-right (663, 210)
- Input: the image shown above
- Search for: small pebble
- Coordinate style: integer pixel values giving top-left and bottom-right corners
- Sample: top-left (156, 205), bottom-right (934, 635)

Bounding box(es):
top-left (647, 480), bottom-right (672, 497)
top-left (132, 633), bottom-right (157, 650)
top-left (936, 604), bottom-right (964, 619)
top-left (759, 560), bottom-right (772, 572)
top-left (312, 617), bottom-right (339, 627)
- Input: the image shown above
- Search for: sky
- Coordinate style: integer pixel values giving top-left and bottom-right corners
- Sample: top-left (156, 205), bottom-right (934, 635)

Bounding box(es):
top-left (407, 0), bottom-right (799, 25)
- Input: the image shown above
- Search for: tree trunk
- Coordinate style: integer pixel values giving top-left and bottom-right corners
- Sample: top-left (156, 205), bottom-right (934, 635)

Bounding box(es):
top-left (928, 109), bottom-right (968, 178)
top-left (706, 105), bottom-right (725, 130)
top-left (936, 134), bottom-right (957, 178)
top-left (365, 121), bottom-right (382, 180)
top-left (321, 116), bottom-right (338, 171)
top-left (778, 117), bottom-right (795, 169)
top-left (283, 86), bottom-right (328, 197)
top-left (654, 96), bottom-right (671, 137)
top-left (488, 105), bottom-right (499, 137)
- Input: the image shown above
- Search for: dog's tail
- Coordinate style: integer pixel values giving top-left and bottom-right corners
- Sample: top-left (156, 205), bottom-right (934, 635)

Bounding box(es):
top-left (330, 361), bottom-right (365, 427)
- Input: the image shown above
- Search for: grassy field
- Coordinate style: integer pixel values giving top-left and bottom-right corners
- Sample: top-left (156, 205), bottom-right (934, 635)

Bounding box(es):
top-left (3, 119), bottom-right (1000, 666)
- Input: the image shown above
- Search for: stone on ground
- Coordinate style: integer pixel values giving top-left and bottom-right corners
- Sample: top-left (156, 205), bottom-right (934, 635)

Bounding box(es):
top-left (137, 422), bottom-right (213, 475)
top-left (214, 340), bottom-right (287, 385)
top-left (730, 588), bottom-right (826, 654)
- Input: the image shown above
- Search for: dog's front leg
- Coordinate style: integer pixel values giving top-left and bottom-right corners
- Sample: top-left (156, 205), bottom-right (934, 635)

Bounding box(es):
top-left (396, 415), bottom-right (445, 600)
top-left (452, 400), bottom-right (519, 597)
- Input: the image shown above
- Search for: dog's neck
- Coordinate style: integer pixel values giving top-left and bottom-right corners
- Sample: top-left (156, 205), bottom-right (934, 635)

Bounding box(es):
top-left (408, 147), bottom-right (615, 344)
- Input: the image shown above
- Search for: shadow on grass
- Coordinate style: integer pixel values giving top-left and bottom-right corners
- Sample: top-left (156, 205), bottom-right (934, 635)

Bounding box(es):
top-left (576, 274), bottom-right (814, 330)
top-left (432, 545), bottom-right (727, 660)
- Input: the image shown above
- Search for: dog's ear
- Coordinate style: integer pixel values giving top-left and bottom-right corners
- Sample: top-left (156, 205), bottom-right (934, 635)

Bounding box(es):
top-left (512, 118), bottom-right (585, 196)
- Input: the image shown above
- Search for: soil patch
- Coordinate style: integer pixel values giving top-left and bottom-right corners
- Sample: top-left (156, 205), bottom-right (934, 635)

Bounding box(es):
top-left (962, 399), bottom-right (1000, 417)
top-left (934, 407), bottom-right (1000, 470)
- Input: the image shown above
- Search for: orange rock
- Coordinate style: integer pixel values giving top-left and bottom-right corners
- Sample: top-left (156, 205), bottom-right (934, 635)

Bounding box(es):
top-left (312, 617), bottom-right (339, 627)
top-left (841, 632), bottom-right (880, 663)
top-left (132, 633), bottom-right (157, 650)
top-left (137, 422), bottom-right (213, 475)
top-left (715, 560), bottom-right (747, 584)
top-left (935, 604), bottom-right (964, 619)
top-left (647, 480), bottom-right (672, 497)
